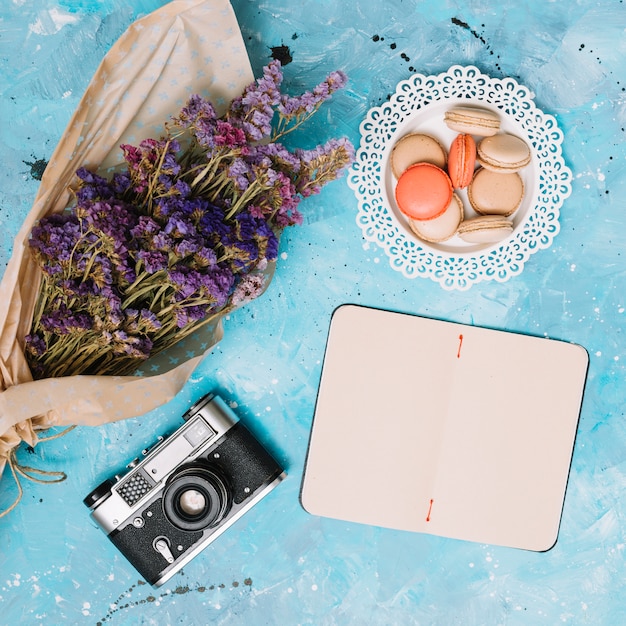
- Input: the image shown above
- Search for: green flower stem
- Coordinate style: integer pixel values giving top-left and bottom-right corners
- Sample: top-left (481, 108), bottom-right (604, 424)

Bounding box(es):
top-left (123, 268), bottom-right (161, 299)
top-left (271, 108), bottom-right (322, 143)
top-left (148, 283), bottom-right (174, 311)
top-left (43, 333), bottom-right (96, 370)
top-left (225, 178), bottom-right (263, 219)
top-left (188, 153), bottom-right (228, 189)
top-left (32, 281), bottom-right (52, 331)
top-left (205, 176), bottom-right (234, 204)
top-left (121, 273), bottom-right (168, 309)
top-left (144, 140), bottom-right (173, 210)
top-left (49, 344), bottom-right (111, 376)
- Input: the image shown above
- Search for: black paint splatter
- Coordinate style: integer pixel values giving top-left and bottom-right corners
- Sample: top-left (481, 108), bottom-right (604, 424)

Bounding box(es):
top-left (451, 18), bottom-right (502, 72)
top-left (371, 34), bottom-right (414, 73)
top-left (270, 44), bottom-right (293, 65)
top-left (96, 577), bottom-right (254, 624)
top-left (451, 17), bottom-right (487, 45)
top-left (23, 157), bottom-right (48, 181)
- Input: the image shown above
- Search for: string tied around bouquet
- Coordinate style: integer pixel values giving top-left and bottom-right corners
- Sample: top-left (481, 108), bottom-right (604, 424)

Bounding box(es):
top-left (0, 425), bottom-right (76, 518)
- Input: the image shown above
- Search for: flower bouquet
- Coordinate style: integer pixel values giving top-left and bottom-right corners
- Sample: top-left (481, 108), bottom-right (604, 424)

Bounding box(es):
top-left (25, 61), bottom-right (353, 381)
top-left (0, 0), bottom-right (353, 515)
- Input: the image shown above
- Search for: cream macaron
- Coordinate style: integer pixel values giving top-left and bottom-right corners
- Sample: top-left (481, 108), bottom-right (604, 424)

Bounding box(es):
top-left (468, 168), bottom-right (524, 217)
top-left (444, 106), bottom-right (500, 137)
top-left (390, 133), bottom-right (447, 178)
top-left (408, 193), bottom-right (463, 243)
top-left (457, 215), bottom-right (514, 244)
top-left (477, 133), bottom-right (531, 173)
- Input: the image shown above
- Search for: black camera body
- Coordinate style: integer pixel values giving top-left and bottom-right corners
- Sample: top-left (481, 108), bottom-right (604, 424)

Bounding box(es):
top-left (84, 393), bottom-right (285, 587)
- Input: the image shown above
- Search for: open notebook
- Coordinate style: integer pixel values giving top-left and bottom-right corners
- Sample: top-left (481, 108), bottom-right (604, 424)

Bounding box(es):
top-left (301, 305), bottom-right (588, 551)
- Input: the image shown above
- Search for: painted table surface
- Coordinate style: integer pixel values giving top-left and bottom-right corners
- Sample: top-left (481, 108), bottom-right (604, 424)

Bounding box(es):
top-left (1, 0), bottom-right (625, 624)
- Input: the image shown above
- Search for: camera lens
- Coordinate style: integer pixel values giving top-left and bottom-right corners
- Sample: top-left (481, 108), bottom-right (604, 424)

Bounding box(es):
top-left (163, 466), bottom-right (231, 532)
top-left (178, 489), bottom-right (206, 516)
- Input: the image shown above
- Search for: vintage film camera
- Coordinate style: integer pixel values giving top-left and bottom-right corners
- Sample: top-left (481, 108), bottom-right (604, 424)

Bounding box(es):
top-left (84, 393), bottom-right (286, 586)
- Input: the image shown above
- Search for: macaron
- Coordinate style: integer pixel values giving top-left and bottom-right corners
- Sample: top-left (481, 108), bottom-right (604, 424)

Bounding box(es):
top-left (468, 168), bottom-right (524, 217)
top-left (444, 106), bottom-right (500, 136)
top-left (457, 215), bottom-right (514, 244)
top-left (408, 193), bottom-right (463, 243)
top-left (448, 133), bottom-right (476, 189)
top-left (390, 133), bottom-right (447, 178)
top-left (395, 163), bottom-right (453, 221)
top-left (477, 133), bottom-right (531, 173)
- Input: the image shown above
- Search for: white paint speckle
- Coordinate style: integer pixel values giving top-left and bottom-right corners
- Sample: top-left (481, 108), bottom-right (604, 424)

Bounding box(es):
top-left (82, 602), bottom-right (91, 616)
top-left (311, 584), bottom-right (318, 591)
top-left (8, 574), bottom-right (21, 588)
top-left (596, 351), bottom-right (602, 357)
top-left (570, 264), bottom-right (576, 272)
top-left (30, 8), bottom-right (79, 35)
top-left (280, 252), bottom-right (288, 260)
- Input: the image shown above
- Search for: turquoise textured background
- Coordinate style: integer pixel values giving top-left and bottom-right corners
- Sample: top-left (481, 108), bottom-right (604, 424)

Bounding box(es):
top-left (1, 1), bottom-right (626, 624)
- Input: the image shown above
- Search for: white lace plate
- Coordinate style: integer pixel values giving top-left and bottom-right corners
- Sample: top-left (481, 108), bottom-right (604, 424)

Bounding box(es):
top-left (347, 65), bottom-right (572, 290)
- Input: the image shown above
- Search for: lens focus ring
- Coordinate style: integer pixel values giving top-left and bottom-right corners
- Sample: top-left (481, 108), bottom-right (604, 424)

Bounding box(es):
top-left (163, 466), bottom-right (231, 532)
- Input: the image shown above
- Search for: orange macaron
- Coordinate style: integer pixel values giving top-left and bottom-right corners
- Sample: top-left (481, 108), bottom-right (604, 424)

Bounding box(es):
top-left (448, 133), bottom-right (476, 189)
top-left (395, 163), bottom-right (453, 221)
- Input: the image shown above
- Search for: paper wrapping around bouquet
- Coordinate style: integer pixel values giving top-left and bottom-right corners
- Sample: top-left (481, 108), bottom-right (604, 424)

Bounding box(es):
top-left (0, 0), bottom-right (254, 466)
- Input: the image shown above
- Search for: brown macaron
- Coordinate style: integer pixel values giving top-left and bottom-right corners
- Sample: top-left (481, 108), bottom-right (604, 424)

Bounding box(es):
top-left (468, 168), bottom-right (524, 217)
top-left (390, 133), bottom-right (447, 178)
top-left (477, 133), bottom-right (531, 173)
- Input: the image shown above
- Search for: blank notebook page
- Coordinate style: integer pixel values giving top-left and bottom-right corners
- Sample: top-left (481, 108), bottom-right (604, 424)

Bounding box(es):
top-left (301, 304), bottom-right (589, 551)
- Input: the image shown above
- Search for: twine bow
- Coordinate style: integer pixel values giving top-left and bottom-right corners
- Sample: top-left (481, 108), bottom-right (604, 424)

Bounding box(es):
top-left (0, 426), bottom-right (75, 518)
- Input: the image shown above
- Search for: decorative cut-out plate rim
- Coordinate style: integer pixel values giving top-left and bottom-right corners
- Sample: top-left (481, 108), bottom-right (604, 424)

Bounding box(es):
top-left (347, 64), bottom-right (573, 290)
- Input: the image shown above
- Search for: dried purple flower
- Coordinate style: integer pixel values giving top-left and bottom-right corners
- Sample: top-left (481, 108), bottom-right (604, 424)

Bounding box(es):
top-left (231, 273), bottom-right (266, 306)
